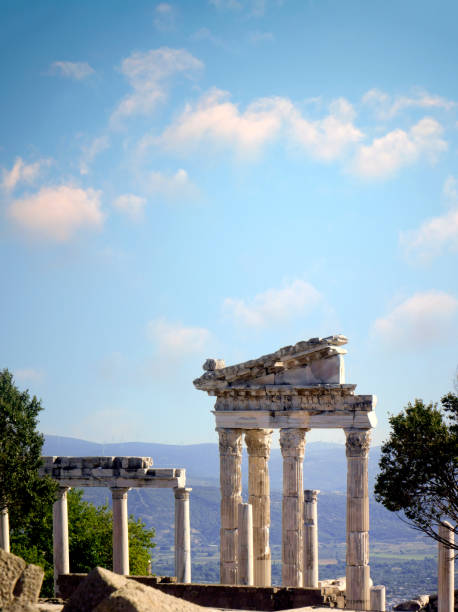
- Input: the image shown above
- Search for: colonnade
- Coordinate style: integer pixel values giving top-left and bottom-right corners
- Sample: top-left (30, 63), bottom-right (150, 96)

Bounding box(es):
top-left (217, 426), bottom-right (372, 610)
top-left (51, 485), bottom-right (191, 595)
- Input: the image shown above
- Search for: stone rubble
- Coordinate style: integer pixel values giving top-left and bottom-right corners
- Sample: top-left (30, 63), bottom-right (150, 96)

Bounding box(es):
top-left (63, 566), bottom-right (220, 612)
top-left (0, 548), bottom-right (44, 611)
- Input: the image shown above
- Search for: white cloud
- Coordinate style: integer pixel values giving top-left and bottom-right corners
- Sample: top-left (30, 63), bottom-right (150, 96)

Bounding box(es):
top-left (157, 89), bottom-right (287, 156)
top-left (13, 368), bottom-right (44, 383)
top-left (400, 175), bottom-right (458, 259)
top-left (362, 88), bottom-right (455, 120)
top-left (223, 280), bottom-right (322, 327)
top-left (8, 185), bottom-right (104, 242)
top-left (79, 135), bottom-right (110, 175)
top-left (400, 209), bottom-right (458, 259)
top-left (50, 61), bottom-right (95, 80)
top-left (209, 0), bottom-right (242, 9)
top-left (352, 117), bottom-right (447, 179)
top-left (148, 318), bottom-right (211, 356)
top-left (111, 47), bottom-right (203, 124)
top-left (154, 3), bottom-right (175, 30)
top-left (248, 30), bottom-right (274, 44)
top-left (1, 157), bottom-right (51, 193)
top-left (209, 0), bottom-right (267, 15)
top-left (289, 99), bottom-right (363, 161)
top-left (373, 291), bottom-right (458, 349)
top-left (443, 175), bottom-right (458, 204)
top-left (156, 90), bottom-right (362, 160)
top-left (189, 27), bottom-right (225, 47)
top-left (113, 194), bottom-right (147, 220)
top-left (147, 168), bottom-right (198, 200)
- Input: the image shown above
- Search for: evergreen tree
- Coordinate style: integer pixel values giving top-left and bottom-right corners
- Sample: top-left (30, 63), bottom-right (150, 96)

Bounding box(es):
top-left (374, 390), bottom-right (458, 550)
top-left (0, 368), bottom-right (56, 518)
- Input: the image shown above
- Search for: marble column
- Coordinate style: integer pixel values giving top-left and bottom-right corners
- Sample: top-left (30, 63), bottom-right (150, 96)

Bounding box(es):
top-left (0, 508), bottom-right (10, 552)
top-left (53, 487), bottom-right (70, 596)
top-left (345, 428), bottom-right (371, 611)
top-left (174, 487), bottom-right (192, 583)
top-left (111, 487), bottom-right (130, 575)
top-left (303, 489), bottom-right (319, 587)
top-left (438, 521), bottom-right (454, 612)
top-left (217, 427), bottom-right (243, 585)
top-left (238, 503), bottom-right (254, 586)
top-left (370, 585), bottom-right (386, 612)
top-left (245, 428), bottom-right (273, 586)
top-left (280, 427), bottom-right (307, 587)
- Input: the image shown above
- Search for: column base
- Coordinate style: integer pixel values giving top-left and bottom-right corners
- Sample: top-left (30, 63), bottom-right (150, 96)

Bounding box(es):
top-left (220, 562), bottom-right (238, 585)
top-left (346, 564), bottom-right (370, 610)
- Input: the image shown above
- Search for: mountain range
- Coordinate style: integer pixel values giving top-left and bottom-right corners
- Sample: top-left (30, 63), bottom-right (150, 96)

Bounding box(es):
top-left (43, 434), bottom-right (383, 492)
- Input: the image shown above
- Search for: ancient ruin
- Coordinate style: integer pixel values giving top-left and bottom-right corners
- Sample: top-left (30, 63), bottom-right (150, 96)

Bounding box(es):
top-left (40, 456), bottom-right (191, 594)
top-left (194, 334), bottom-right (377, 610)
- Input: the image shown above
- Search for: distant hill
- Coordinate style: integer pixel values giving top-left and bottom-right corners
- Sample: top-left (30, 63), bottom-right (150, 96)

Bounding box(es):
top-left (43, 434), bottom-right (382, 492)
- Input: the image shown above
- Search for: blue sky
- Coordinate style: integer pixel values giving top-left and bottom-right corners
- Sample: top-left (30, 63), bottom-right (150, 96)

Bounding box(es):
top-left (1, 0), bottom-right (457, 446)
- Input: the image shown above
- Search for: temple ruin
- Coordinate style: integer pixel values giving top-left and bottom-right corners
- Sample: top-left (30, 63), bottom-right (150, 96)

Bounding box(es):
top-left (39, 456), bottom-right (191, 594)
top-left (194, 334), bottom-right (377, 611)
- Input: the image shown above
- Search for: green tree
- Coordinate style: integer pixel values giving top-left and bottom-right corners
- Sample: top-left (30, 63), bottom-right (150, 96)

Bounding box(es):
top-left (0, 368), bottom-right (56, 518)
top-left (11, 489), bottom-right (156, 596)
top-left (374, 391), bottom-right (458, 551)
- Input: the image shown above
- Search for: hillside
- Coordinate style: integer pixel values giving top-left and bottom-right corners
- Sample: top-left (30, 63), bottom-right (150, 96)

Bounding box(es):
top-left (43, 435), bottom-right (382, 491)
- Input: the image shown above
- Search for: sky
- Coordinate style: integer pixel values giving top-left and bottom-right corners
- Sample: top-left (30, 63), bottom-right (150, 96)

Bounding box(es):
top-left (1, 0), bottom-right (457, 447)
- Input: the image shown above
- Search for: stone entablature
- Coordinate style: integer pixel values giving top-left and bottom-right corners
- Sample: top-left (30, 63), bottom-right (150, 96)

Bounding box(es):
top-left (196, 335), bottom-right (347, 391)
top-left (40, 456), bottom-right (186, 489)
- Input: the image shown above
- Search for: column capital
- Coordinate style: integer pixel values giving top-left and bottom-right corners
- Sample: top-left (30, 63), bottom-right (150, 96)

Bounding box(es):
top-left (344, 429), bottom-right (372, 458)
top-left (111, 487), bottom-right (130, 500)
top-left (279, 428), bottom-right (308, 458)
top-left (216, 427), bottom-right (243, 456)
top-left (245, 429), bottom-right (273, 457)
top-left (304, 490), bottom-right (320, 502)
top-left (174, 487), bottom-right (192, 500)
top-left (55, 486), bottom-right (70, 500)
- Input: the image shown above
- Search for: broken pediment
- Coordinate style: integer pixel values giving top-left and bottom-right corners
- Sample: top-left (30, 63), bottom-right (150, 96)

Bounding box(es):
top-left (193, 335), bottom-right (348, 392)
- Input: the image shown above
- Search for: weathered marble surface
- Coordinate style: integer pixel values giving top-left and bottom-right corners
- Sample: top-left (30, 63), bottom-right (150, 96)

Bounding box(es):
top-left (195, 334), bottom-right (378, 602)
top-left (40, 457), bottom-right (185, 488)
top-left (194, 336), bottom-right (377, 431)
top-left (245, 429), bottom-right (272, 587)
top-left (194, 335), bottom-right (348, 391)
top-left (303, 490), bottom-right (319, 588)
top-left (0, 549), bottom-right (44, 609)
top-left (438, 522), bottom-right (454, 612)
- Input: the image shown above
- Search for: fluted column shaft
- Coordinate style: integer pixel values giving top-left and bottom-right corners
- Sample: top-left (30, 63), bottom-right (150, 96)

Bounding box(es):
top-left (53, 487), bottom-right (70, 596)
top-left (0, 508), bottom-right (10, 552)
top-left (280, 427), bottom-right (307, 587)
top-left (345, 429), bottom-right (371, 611)
top-left (238, 502), bottom-right (254, 586)
top-left (111, 487), bottom-right (130, 575)
top-left (303, 489), bottom-right (319, 587)
top-left (245, 428), bottom-right (273, 586)
top-left (174, 487), bottom-right (192, 583)
top-left (217, 427), bottom-right (242, 585)
top-left (438, 521), bottom-right (454, 612)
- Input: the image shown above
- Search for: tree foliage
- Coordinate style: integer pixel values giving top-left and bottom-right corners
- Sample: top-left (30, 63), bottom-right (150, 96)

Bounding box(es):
top-left (374, 391), bottom-right (458, 550)
top-left (11, 489), bottom-right (156, 596)
top-left (0, 369), bottom-right (155, 596)
top-left (0, 368), bottom-right (56, 517)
